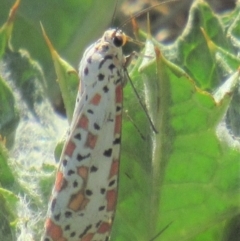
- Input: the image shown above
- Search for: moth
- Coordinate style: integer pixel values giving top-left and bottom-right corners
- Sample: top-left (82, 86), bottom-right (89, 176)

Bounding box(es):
top-left (41, 28), bottom-right (132, 241)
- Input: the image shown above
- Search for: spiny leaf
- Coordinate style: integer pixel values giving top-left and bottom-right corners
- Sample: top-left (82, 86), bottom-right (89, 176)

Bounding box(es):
top-left (41, 24), bottom-right (79, 123)
top-left (177, 0), bottom-right (229, 90)
top-left (0, 0), bottom-right (20, 58)
top-left (111, 1), bottom-right (240, 241)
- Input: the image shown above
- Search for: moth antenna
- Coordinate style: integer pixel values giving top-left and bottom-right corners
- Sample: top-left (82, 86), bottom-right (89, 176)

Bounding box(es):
top-left (111, 0), bottom-right (119, 26)
top-left (125, 70), bottom-right (158, 134)
top-left (124, 110), bottom-right (146, 140)
top-left (119, 0), bottom-right (179, 29)
top-left (149, 221), bottom-right (173, 241)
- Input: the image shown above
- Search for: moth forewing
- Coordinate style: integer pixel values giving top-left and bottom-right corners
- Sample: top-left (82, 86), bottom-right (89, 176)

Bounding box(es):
top-left (41, 29), bottom-right (130, 241)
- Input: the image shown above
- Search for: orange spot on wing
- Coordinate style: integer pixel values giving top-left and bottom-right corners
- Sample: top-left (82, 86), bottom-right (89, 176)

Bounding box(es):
top-left (115, 85), bottom-right (123, 103)
top-left (78, 115), bottom-right (89, 129)
top-left (86, 132), bottom-right (98, 149)
top-left (77, 166), bottom-right (89, 180)
top-left (81, 233), bottom-right (94, 241)
top-left (68, 191), bottom-right (89, 211)
top-left (65, 141), bottom-right (76, 157)
top-left (114, 115), bottom-right (122, 134)
top-left (97, 222), bottom-right (111, 234)
top-left (54, 172), bottom-right (67, 192)
top-left (109, 160), bottom-right (119, 179)
top-left (90, 93), bottom-right (101, 105)
top-left (106, 189), bottom-right (118, 211)
top-left (45, 218), bottom-right (66, 241)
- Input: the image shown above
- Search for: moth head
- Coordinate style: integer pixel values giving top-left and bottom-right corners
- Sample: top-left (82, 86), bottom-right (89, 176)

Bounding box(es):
top-left (103, 29), bottom-right (132, 48)
top-left (112, 29), bottom-right (130, 47)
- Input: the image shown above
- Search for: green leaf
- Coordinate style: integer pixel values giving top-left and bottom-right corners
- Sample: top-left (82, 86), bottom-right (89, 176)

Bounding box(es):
top-left (0, 0), bottom-right (48, 120)
top-left (41, 24), bottom-right (79, 123)
top-left (111, 1), bottom-right (240, 241)
top-left (0, 141), bottom-right (15, 187)
top-left (0, 76), bottom-right (19, 147)
top-left (176, 0), bottom-right (229, 90)
top-left (0, 188), bottom-right (19, 241)
top-left (0, 0), bottom-right (20, 58)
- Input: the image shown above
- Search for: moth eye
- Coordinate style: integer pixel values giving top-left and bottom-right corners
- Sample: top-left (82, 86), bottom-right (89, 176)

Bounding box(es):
top-left (113, 35), bottom-right (123, 47)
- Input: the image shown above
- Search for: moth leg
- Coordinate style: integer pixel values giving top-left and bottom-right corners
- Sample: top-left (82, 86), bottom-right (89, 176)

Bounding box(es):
top-left (125, 51), bottom-right (138, 68)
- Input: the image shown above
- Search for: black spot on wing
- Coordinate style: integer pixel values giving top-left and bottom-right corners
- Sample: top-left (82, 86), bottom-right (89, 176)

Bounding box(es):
top-left (109, 63), bottom-right (115, 72)
top-left (86, 189), bottom-right (93, 196)
top-left (117, 70), bottom-right (121, 76)
top-left (90, 165), bottom-right (98, 172)
top-left (103, 85), bottom-right (109, 92)
top-left (79, 225), bottom-right (92, 239)
top-left (87, 109), bottom-right (94, 114)
top-left (99, 55), bottom-right (113, 69)
top-left (63, 159), bottom-right (68, 166)
top-left (77, 153), bottom-right (90, 161)
top-left (94, 123), bottom-right (100, 130)
top-left (84, 67), bottom-right (89, 75)
top-left (116, 105), bottom-right (122, 112)
top-left (98, 206), bottom-right (105, 211)
top-left (87, 57), bottom-right (92, 63)
top-left (54, 213), bottom-right (61, 221)
top-left (100, 188), bottom-right (106, 194)
top-left (113, 137), bottom-right (121, 144)
top-left (74, 133), bottom-right (81, 140)
top-left (65, 211), bottom-right (72, 218)
top-left (98, 73), bottom-right (105, 81)
top-left (73, 181), bottom-right (78, 188)
top-left (65, 225), bottom-right (70, 231)
top-left (115, 78), bottom-right (122, 85)
top-left (103, 148), bottom-right (112, 157)
top-left (109, 180), bottom-right (116, 187)
top-left (95, 221), bottom-right (101, 228)
top-left (67, 170), bottom-right (75, 176)
top-left (108, 118), bottom-right (114, 122)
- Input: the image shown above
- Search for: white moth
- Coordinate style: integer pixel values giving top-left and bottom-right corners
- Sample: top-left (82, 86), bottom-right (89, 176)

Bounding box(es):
top-left (41, 29), bottom-right (131, 241)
